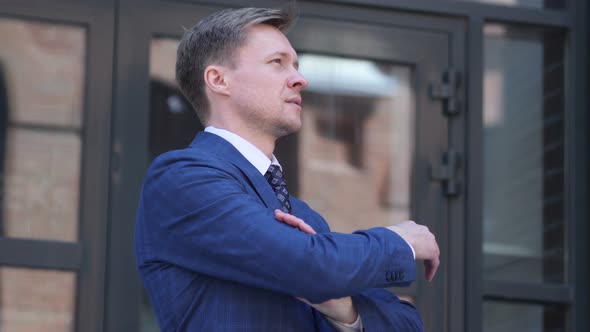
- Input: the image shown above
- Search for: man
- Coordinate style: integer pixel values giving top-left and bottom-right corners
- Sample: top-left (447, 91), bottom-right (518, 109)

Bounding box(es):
top-left (135, 7), bottom-right (440, 332)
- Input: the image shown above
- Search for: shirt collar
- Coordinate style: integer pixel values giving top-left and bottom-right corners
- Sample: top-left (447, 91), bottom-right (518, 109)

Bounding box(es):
top-left (204, 126), bottom-right (281, 175)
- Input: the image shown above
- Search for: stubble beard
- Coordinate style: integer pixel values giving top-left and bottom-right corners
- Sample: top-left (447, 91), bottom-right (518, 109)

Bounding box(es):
top-left (270, 113), bottom-right (301, 139)
top-left (244, 104), bottom-right (302, 140)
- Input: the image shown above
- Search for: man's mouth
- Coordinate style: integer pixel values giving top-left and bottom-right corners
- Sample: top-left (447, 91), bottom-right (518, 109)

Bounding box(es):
top-left (285, 96), bottom-right (302, 107)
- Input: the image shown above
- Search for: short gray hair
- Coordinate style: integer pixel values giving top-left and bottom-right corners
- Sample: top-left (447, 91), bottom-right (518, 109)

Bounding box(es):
top-left (176, 7), bottom-right (295, 124)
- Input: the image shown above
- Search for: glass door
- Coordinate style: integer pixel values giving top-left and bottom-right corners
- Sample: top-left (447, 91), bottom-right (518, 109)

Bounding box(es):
top-left (110, 1), bottom-right (466, 331)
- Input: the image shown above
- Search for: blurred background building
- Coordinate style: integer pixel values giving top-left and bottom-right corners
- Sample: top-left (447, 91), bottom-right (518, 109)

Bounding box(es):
top-left (0, 0), bottom-right (588, 331)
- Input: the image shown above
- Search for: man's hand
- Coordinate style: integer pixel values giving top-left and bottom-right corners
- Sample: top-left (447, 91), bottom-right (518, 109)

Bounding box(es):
top-left (273, 210), bottom-right (316, 234)
top-left (273, 210), bottom-right (359, 325)
top-left (298, 296), bottom-right (359, 325)
top-left (387, 220), bottom-right (440, 282)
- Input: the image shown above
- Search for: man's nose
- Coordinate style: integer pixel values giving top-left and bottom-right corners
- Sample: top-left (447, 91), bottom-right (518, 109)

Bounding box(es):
top-left (288, 71), bottom-right (308, 91)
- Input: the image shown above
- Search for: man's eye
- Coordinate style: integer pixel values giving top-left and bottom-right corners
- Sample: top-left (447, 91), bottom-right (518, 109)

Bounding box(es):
top-left (271, 58), bottom-right (282, 64)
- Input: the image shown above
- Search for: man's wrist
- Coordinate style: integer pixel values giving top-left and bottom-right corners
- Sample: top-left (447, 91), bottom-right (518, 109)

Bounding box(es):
top-left (404, 239), bottom-right (416, 260)
top-left (308, 297), bottom-right (359, 327)
top-left (325, 314), bottom-right (363, 332)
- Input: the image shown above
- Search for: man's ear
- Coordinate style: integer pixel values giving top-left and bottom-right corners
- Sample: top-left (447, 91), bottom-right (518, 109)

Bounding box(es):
top-left (204, 65), bottom-right (230, 96)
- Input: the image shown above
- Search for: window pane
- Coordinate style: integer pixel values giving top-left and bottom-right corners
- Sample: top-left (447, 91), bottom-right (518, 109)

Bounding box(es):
top-left (2, 128), bottom-right (81, 241)
top-left (0, 17), bottom-right (85, 128)
top-left (483, 301), bottom-right (566, 332)
top-left (0, 267), bottom-right (76, 331)
top-left (482, 24), bottom-right (566, 283)
top-left (0, 17), bottom-right (84, 242)
top-left (297, 54), bottom-right (414, 233)
top-left (449, 0), bottom-right (565, 9)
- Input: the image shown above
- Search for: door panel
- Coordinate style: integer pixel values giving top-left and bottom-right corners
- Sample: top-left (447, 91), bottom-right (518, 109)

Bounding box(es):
top-left (110, 1), bottom-right (465, 331)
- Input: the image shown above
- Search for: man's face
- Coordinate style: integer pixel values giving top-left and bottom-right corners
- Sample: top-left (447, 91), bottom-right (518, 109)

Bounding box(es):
top-left (225, 24), bottom-right (308, 139)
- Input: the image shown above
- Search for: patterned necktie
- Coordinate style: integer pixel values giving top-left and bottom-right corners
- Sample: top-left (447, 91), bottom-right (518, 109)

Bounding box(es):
top-left (264, 165), bottom-right (292, 213)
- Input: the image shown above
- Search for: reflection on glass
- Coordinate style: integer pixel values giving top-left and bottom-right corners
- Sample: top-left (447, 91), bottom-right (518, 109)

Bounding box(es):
top-left (0, 17), bottom-right (85, 242)
top-left (3, 128), bottom-right (81, 241)
top-left (0, 268), bottom-right (76, 331)
top-left (483, 301), bottom-right (565, 332)
top-left (298, 54), bottom-right (414, 233)
top-left (482, 24), bottom-right (565, 283)
top-left (451, 0), bottom-right (565, 9)
top-left (149, 38), bottom-right (202, 161)
top-left (0, 18), bottom-right (85, 128)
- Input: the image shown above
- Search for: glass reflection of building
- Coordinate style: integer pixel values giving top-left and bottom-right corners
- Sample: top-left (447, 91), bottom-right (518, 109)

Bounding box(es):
top-left (297, 54), bottom-right (413, 233)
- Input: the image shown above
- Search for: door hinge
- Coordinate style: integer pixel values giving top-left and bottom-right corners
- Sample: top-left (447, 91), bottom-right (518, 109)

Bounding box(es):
top-left (430, 150), bottom-right (461, 197)
top-left (111, 141), bottom-right (123, 185)
top-left (429, 68), bottom-right (461, 116)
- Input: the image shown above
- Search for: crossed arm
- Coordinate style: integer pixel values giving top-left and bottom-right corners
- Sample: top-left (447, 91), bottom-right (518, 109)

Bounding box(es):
top-left (274, 210), bottom-right (439, 329)
top-left (275, 210), bottom-right (440, 282)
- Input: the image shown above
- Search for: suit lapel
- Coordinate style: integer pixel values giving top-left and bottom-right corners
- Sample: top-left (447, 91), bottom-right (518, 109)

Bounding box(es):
top-left (190, 132), bottom-right (282, 211)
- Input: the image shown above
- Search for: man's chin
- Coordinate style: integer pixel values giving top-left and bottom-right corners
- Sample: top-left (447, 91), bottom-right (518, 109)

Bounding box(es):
top-left (274, 121), bottom-right (302, 138)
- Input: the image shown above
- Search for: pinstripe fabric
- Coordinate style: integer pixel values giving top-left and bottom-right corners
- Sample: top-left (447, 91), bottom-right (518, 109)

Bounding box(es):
top-left (135, 132), bottom-right (424, 331)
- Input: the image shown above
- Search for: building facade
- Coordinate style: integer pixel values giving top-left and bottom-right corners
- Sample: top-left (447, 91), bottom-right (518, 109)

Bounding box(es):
top-left (0, 0), bottom-right (588, 331)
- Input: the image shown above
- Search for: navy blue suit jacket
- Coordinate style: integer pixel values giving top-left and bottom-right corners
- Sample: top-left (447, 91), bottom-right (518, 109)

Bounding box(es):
top-left (135, 132), bottom-right (424, 331)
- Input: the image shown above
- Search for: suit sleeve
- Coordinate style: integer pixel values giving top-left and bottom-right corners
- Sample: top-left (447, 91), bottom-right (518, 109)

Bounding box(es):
top-left (352, 288), bottom-right (424, 332)
top-left (135, 154), bottom-right (416, 303)
top-left (301, 202), bottom-right (424, 331)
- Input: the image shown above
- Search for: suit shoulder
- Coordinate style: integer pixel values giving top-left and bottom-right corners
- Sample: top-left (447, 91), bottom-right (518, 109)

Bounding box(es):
top-left (144, 146), bottom-right (241, 188)
top-left (150, 146), bottom-right (228, 172)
